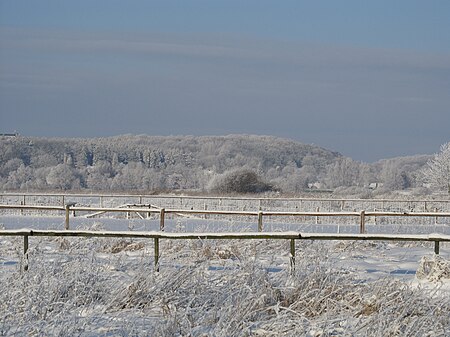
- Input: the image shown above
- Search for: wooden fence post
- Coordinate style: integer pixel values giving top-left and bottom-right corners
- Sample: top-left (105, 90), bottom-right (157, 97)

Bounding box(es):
top-left (290, 239), bottom-right (295, 272)
top-left (23, 235), bottom-right (29, 271)
top-left (434, 241), bottom-right (440, 255)
top-left (316, 207), bottom-right (320, 224)
top-left (21, 195), bottom-right (26, 215)
top-left (160, 208), bottom-right (165, 231)
top-left (360, 210), bottom-right (366, 234)
top-left (65, 205), bottom-right (70, 230)
top-left (154, 238), bottom-right (160, 271)
top-left (66, 202), bottom-right (76, 225)
top-left (258, 212), bottom-right (263, 232)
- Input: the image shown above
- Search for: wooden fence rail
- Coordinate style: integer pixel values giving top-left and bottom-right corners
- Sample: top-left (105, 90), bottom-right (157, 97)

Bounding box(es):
top-left (2, 204), bottom-right (450, 233)
top-left (1, 229), bottom-right (449, 272)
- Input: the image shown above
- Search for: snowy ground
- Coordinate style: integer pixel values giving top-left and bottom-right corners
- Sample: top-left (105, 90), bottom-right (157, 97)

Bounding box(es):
top-left (1, 215), bottom-right (450, 336)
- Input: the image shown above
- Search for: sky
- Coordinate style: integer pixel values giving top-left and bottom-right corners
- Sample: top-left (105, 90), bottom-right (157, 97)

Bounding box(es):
top-left (0, 1), bottom-right (449, 162)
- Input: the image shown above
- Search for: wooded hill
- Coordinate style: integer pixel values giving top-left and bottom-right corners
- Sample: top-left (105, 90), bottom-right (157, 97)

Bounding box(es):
top-left (0, 134), bottom-right (431, 195)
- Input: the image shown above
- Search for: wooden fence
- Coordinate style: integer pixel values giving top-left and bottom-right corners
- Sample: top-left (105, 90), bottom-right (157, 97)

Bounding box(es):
top-left (1, 229), bottom-right (449, 272)
top-left (1, 204), bottom-right (450, 234)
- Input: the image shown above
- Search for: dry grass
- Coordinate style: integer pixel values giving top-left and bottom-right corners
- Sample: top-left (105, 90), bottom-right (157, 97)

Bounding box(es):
top-left (1, 236), bottom-right (449, 336)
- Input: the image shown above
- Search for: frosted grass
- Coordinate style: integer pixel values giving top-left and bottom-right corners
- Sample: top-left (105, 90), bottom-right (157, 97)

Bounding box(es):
top-left (1, 236), bottom-right (449, 336)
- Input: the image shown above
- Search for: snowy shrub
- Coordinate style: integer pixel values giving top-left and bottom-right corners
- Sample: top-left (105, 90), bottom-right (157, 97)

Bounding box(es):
top-left (417, 255), bottom-right (450, 282)
top-left (209, 169), bottom-right (274, 194)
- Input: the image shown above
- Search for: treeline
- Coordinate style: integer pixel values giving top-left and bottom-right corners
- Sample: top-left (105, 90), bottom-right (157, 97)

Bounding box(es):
top-left (0, 134), bottom-right (431, 195)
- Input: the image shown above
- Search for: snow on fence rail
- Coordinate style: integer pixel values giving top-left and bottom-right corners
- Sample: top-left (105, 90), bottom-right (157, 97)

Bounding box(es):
top-left (1, 204), bottom-right (450, 233)
top-left (1, 229), bottom-right (449, 272)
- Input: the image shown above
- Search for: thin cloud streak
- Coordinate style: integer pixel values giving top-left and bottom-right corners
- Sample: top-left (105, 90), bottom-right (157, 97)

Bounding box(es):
top-left (2, 28), bottom-right (450, 70)
top-left (1, 28), bottom-right (449, 161)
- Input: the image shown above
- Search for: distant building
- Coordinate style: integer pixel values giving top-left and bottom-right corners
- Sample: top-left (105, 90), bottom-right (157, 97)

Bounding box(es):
top-left (308, 182), bottom-right (323, 189)
top-left (0, 132), bottom-right (19, 138)
top-left (368, 182), bottom-right (383, 189)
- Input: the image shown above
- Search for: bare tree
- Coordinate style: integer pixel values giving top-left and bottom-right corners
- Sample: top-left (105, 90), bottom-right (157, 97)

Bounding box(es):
top-left (423, 142), bottom-right (450, 194)
top-left (325, 157), bottom-right (361, 188)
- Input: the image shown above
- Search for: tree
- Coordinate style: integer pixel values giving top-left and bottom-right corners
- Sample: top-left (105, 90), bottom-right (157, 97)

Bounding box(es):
top-left (423, 142), bottom-right (450, 194)
top-left (46, 164), bottom-right (81, 190)
top-left (325, 157), bottom-right (361, 188)
top-left (4, 164), bottom-right (33, 190)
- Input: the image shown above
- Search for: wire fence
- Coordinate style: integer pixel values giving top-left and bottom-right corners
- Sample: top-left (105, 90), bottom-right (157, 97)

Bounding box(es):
top-left (1, 192), bottom-right (450, 212)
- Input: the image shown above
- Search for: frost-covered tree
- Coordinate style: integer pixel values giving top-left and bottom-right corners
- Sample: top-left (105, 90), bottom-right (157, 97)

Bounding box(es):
top-left (325, 157), bottom-right (361, 188)
top-left (4, 164), bottom-right (33, 190)
top-left (423, 142), bottom-right (450, 194)
top-left (46, 164), bottom-right (82, 190)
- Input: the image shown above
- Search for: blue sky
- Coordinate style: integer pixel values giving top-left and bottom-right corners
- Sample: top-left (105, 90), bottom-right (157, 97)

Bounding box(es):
top-left (1, 1), bottom-right (450, 161)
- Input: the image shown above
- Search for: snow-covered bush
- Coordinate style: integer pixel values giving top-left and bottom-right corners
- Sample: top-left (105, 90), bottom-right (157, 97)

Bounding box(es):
top-left (208, 169), bottom-right (274, 194)
top-left (417, 255), bottom-right (450, 282)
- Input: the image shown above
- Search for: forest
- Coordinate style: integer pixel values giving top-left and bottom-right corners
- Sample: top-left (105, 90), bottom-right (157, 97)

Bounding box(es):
top-left (0, 134), bottom-right (437, 196)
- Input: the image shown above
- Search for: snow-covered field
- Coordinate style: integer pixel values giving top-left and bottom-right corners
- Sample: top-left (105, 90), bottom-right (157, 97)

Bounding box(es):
top-left (1, 209), bottom-right (450, 335)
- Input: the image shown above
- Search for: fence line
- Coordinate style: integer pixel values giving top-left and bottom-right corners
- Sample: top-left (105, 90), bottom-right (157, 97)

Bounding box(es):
top-left (1, 191), bottom-right (450, 203)
top-left (1, 229), bottom-right (449, 272)
top-left (1, 192), bottom-right (450, 211)
top-left (2, 204), bottom-right (450, 233)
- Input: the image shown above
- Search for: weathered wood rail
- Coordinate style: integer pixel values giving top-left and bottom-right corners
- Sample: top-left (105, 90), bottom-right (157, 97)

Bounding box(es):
top-left (1, 204), bottom-right (450, 233)
top-left (1, 229), bottom-right (449, 272)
